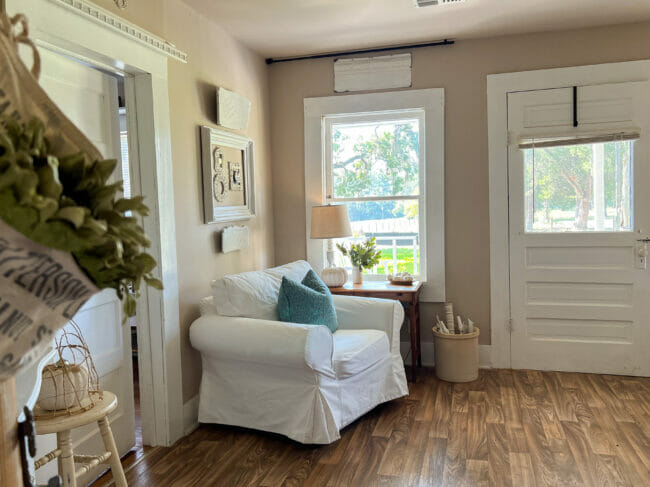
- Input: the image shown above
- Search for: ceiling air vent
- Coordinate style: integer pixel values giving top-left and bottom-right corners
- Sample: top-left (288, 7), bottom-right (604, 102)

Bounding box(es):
top-left (414, 0), bottom-right (465, 7)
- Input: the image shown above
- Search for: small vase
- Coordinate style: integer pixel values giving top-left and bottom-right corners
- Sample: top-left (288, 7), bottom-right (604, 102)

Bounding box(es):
top-left (352, 266), bottom-right (363, 284)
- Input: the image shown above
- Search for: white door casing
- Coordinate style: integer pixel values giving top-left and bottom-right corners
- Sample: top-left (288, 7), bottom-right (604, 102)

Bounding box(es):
top-left (507, 81), bottom-right (650, 375)
top-left (31, 47), bottom-right (136, 485)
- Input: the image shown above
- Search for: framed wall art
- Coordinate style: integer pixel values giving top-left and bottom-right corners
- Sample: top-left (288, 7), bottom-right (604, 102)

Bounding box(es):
top-left (200, 126), bottom-right (255, 224)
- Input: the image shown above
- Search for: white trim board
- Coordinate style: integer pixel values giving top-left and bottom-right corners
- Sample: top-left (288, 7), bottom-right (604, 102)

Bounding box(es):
top-left (486, 59), bottom-right (650, 369)
top-left (8, 0), bottom-right (185, 446)
top-left (304, 89), bottom-right (446, 302)
top-left (46, 0), bottom-right (187, 63)
top-left (400, 342), bottom-right (492, 369)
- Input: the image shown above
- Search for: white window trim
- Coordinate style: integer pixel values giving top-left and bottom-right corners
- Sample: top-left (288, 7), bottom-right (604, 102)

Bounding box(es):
top-left (487, 59), bottom-right (650, 369)
top-left (304, 89), bottom-right (445, 302)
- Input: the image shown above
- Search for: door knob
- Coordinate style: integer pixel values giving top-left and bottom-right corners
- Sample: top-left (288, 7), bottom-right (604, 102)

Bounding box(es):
top-left (636, 238), bottom-right (649, 269)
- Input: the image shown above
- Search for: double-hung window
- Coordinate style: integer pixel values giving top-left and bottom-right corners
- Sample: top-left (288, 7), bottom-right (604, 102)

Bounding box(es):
top-left (305, 88), bottom-right (445, 301)
top-left (324, 110), bottom-right (426, 279)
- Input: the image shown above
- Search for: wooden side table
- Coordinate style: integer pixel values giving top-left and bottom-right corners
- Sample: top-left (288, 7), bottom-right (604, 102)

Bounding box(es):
top-left (329, 281), bottom-right (423, 382)
top-left (33, 391), bottom-right (127, 487)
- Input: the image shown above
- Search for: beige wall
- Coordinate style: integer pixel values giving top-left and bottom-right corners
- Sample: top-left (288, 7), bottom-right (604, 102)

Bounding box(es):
top-left (93, 0), bottom-right (275, 401)
top-left (268, 21), bottom-right (650, 346)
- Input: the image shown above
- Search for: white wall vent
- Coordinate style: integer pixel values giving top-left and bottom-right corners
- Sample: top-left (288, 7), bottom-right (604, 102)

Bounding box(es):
top-left (334, 53), bottom-right (411, 93)
top-left (414, 0), bottom-right (466, 7)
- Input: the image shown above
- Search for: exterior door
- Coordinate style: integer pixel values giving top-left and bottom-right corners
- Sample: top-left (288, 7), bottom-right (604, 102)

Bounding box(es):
top-left (31, 47), bottom-right (136, 483)
top-left (507, 81), bottom-right (650, 376)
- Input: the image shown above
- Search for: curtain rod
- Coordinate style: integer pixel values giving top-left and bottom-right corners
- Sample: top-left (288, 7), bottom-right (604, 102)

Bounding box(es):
top-left (265, 38), bottom-right (454, 65)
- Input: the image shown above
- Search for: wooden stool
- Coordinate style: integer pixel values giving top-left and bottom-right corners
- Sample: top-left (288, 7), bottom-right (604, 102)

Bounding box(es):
top-left (33, 391), bottom-right (127, 487)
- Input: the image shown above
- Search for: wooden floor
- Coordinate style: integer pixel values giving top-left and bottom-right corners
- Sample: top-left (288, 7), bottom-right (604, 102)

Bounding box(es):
top-left (92, 368), bottom-right (649, 487)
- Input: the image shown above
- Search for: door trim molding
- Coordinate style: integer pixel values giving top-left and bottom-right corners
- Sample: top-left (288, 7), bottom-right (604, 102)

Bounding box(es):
top-left (487, 59), bottom-right (650, 369)
top-left (8, 0), bottom-right (185, 446)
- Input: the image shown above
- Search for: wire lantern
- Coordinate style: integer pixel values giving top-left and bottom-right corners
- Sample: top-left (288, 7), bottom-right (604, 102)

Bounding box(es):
top-left (35, 320), bottom-right (102, 418)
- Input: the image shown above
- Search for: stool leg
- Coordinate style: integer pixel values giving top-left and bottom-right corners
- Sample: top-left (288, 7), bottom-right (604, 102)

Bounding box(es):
top-left (56, 430), bottom-right (76, 487)
top-left (98, 416), bottom-right (127, 487)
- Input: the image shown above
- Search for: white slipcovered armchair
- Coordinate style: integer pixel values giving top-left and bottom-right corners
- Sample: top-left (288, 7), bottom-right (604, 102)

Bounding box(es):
top-left (189, 261), bottom-right (408, 444)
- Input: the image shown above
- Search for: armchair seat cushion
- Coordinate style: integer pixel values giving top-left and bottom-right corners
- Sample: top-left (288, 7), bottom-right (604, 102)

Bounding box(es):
top-left (332, 329), bottom-right (389, 379)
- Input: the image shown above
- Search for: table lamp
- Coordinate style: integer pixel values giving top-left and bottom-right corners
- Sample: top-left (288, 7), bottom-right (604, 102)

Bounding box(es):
top-left (310, 204), bottom-right (352, 287)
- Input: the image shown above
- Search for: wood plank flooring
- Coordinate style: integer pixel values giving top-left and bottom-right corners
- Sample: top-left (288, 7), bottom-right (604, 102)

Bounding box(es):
top-left (92, 368), bottom-right (649, 486)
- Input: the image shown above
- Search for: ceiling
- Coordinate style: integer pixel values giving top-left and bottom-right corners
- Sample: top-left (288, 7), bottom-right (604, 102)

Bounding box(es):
top-left (182, 0), bottom-right (650, 59)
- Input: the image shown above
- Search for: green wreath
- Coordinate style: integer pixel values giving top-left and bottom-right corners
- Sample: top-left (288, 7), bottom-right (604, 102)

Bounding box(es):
top-left (0, 116), bottom-right (162, 318)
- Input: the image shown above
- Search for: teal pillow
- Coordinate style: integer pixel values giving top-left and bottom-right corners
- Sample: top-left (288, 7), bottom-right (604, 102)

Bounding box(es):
top-left (277, 270), bottom-right (338, 332)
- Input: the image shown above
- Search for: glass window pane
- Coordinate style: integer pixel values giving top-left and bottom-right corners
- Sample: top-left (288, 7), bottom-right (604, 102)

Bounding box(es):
top-left (524, 141), bottom-right (633, 232)
top-left (334, 200), bottom-right (420, 276)
top-left (331, 119), bottom-right (419, 198)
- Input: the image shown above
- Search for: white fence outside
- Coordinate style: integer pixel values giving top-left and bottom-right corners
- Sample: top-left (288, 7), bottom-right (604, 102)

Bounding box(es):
top-left (345, 217), bottom-right (419, 275)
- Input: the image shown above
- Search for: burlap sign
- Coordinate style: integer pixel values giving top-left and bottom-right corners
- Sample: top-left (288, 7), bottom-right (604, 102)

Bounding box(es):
top-left (0, 220), bottom-right (97, 380)
top-left (0, 12), bottom-right (104, 378)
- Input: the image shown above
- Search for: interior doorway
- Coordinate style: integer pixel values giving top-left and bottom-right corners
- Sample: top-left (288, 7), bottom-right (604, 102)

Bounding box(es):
top-left (117, 80), bottom-right (144, 453)
top-left (11, 0), bottom-right (185, 453)
top-left (27, 46), bottom-right (145, 484)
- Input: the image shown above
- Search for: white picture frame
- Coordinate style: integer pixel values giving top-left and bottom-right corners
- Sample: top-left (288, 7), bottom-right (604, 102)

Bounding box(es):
top-left (200, 126), bottom-right (255, 224)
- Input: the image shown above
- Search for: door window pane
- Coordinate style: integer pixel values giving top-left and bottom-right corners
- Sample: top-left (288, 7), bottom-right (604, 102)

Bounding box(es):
top-left (331, 119), bottom-right (419, 198)
top-left (524, 141), bottom-right (633, 232)
top-left (335, 200), bottom-right (420, 276)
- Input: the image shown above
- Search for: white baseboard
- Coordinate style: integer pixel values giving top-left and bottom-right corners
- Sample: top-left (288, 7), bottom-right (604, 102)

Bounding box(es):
top-left (183, 394), bottom-right (200, 436)
top-left (400, 341), bottom-right (492, 368)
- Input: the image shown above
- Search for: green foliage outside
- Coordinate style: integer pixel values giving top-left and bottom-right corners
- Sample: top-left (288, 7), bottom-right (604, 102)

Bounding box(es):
top-left (332, 121), bottom-right (419, 222)
top-left (525, 142), bottom-right (632, 231)
top-left (372, 247), bottom-right (419, 275)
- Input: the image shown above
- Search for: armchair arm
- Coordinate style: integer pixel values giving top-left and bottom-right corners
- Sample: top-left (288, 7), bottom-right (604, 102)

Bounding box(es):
top-left (332, 295), bottom-right (404, 353)
top-left (189, 314), bottom-right (333, 373)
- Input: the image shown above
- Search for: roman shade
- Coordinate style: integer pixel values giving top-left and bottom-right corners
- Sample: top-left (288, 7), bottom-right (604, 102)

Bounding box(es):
top-left (517, 130), bottom-right (640, 149)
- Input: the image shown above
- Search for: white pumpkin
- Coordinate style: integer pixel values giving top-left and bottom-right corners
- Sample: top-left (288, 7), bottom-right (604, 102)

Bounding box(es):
top-left (321, 266), bottom-right (348, 287)
top-left (37, 361), bottom-right (91, 411)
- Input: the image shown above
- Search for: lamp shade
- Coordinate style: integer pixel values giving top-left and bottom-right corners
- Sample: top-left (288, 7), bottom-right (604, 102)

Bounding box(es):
top-left (310, 204), bottom-right (352, 239)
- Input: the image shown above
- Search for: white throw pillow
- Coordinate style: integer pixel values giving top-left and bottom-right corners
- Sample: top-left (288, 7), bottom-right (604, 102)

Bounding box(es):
top-left (211, 260), bottom-right (312, 320)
